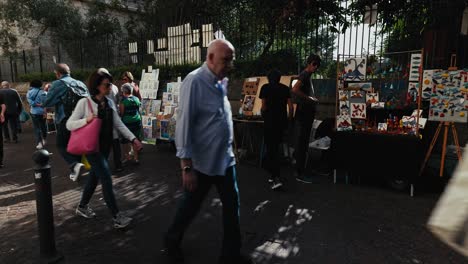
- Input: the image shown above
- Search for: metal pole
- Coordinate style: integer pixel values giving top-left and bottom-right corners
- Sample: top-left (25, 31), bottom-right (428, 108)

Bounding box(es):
top-left (22, 50), bottom-right (27, 74)
top-left (39, 47), bottom-right (43, 73)
top-left (9, 56), bottom-right (14, 82)
top-left (33, 149), bottom-right (64, 264)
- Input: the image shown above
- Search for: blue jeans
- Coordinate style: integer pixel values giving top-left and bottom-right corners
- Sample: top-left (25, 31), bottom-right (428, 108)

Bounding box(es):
top-left (166, 166), bottom-right (242, 257)
top-left (80, 150), bottom-right (119, 217)
top-left (56, 120), bottom-right (81, 171)
top-left (30, 114), bottom-right (47, 144)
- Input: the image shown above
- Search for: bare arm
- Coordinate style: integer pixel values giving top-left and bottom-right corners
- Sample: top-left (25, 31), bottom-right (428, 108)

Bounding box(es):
top-left (292, 80), bottom-right (318, 102)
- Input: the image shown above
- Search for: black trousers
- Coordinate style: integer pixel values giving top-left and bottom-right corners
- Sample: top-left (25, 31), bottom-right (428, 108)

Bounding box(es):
top-left (264, 125), bottom-right (284, 179)
top-left (0, 123), bottom-right (3, 163)
top-left (112, 138), bottom-right (122, 169)
top-left (166, 166), bottom-right (242, 257)
top-left (294, 116), bottom-right (314, 174)
top-left (3, 113), bottom-right (19, 141)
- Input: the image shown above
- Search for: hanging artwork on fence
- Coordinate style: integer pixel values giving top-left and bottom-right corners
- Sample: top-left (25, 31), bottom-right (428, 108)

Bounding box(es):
top-left (338, 90), bottom-right (349, 101)
top-left (407, 82), bottom-right (420, 102)
top-left (351, 103), bottom-right (367, 119)
top-left (343, 58), bottom-right (366, 81)
top-left (429, 70), bottom-right (468, 123)
top-left (336, 115), bottom-right (352, 131)
top-left (350, 90), bottom-right (366, 104)
top-left (339, 101), bottom-right (350, 115)
top-left (347, 82), bottom-right (372, 91)
top-left (409, 53), bottom-right (422, 81)
top-left (366, 93), bottom-right (379, 104)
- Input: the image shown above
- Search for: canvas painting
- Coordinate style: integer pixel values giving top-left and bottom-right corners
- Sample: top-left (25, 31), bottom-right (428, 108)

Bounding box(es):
top-left (143, 126), bottom-right (153, 140)
top-left (409, 53), bottom-right (422, 81)
top-left (160, 120), bottom-right (170, 139)
top-left (140, 99), bottom-right (152, 115)
top-left (164, 106), bottom-right (174, 115)
top-left (150, 100), bottom-right (162, 114)
top-left (366, 93), bottom-right (379, 104)
top-left (167, 83), bottom-right (174, 93)
top-left (378, 123), bottom-right (387, 132)
top-left (407, 82), bottom-right (420, 102)
top-left (350, 90), bottom-right (366, 104)
top-left (243, 95), bottom-right (256, 112)
top-left (172, 94), bottom-right (179, 105)
top-left (371, 102), bottom-right (385, 109)
top-left (338, 90), bottom-right (349, 101)
top-left (336, 115), bottom-right (352, 131)
top-left (429, 70), bottom-right (468, 123)
top-left (343, 58), bottom-right (366, 81)
top-left (351, 103), bottom-right (367, 119)
top-left (172, 82), bottom-right (181, 95)
top-left (422, 70), bottom-right (440, 101)
top-left (347, 82), bottom-right (372, 92)
top-left (142, 115), bottom-right (153, 127)
top-left (339, 101), bottom-right (350, 115)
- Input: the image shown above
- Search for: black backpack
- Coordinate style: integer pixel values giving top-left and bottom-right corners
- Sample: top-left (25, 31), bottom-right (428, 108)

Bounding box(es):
top-left (60, 79), bottom-right (90, 118)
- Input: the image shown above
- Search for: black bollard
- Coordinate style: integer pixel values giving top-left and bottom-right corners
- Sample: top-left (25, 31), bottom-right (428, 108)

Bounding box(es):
top-left (33, 149), bottom-right (64, 264)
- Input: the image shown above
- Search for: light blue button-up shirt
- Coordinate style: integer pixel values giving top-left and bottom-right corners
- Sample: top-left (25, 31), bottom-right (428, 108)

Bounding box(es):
top-left (176, 63), bottom-right (235, 176)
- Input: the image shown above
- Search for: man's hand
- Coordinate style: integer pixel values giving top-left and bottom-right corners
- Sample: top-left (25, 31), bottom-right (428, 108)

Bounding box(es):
top-left (182, 170), bottom-right (197, 192)
top-left (132, 138), bottom-right (143, 151)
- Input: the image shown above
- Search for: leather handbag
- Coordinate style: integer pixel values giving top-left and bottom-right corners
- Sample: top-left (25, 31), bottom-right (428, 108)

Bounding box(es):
top-left (67, 99), bottom-right (102, 155)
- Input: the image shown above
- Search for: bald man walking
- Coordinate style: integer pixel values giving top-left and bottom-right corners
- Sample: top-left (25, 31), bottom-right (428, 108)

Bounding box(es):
top-left (164, 40), bottom-right (254, 264)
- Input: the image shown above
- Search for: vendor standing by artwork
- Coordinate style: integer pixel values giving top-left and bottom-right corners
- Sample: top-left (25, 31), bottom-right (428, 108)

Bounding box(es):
top-left (260, 70), bottom-right (293, 190)
top-left (292, 54), bottom-right (321, 183)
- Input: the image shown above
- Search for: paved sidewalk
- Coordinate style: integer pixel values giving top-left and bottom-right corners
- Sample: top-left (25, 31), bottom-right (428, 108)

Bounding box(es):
top-left (0, 129), bottom-right (466, 264)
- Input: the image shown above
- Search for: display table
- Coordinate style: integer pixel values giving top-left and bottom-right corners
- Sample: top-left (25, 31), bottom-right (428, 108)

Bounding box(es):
top-left (232, 117), bottom-right (264, 166)
top-left (330, 131), bottom-right (425, 194)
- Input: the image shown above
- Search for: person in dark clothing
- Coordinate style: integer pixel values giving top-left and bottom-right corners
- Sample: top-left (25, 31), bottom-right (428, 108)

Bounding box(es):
top-left (292, 54), bottom-right (321, 183)
top-left (260, 70), bottom-right (293, 190)
top-left (0, 92), bottom-right (6, 167)
top-left (0, 81), bottom-right (23, 143)
top-left (66, 68), bottom-right (142, 229)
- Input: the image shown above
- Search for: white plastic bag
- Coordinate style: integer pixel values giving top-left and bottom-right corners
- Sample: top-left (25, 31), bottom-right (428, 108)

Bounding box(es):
top-left (427, 145), bottom-right (468, 257)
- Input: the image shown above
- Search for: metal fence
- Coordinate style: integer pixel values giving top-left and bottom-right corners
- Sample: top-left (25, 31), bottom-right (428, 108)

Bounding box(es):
top-left (1, 0), bottom-right (465, 82)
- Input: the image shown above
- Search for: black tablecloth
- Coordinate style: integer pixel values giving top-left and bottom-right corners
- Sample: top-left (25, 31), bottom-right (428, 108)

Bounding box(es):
top-left (330, 132), bottom-right (425, 185)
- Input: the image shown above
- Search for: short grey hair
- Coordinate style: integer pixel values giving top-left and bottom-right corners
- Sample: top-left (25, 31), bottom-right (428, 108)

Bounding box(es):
top-left (121, 83), bottom-right (134, 95)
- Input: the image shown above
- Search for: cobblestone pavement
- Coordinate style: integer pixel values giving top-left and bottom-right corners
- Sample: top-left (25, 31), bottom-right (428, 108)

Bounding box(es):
top-left (0, 129), bottom-right (466, 264)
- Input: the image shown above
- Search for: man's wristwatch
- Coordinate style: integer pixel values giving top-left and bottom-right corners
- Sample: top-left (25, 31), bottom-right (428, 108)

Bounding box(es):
top-left (183, 166), bottom-right (192, 173)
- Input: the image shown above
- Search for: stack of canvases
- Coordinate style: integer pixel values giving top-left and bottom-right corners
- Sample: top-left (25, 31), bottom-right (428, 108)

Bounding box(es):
top-left (157, 80), bottom-right (181, 141)
top-left (139, 68), bottom-right (161, 145)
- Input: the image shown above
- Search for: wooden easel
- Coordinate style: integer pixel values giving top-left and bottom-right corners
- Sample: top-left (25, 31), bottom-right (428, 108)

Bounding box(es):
top-left (420, 56), bottom-right (464, 177)
top-left (420, 121), bottom-right (463, 177)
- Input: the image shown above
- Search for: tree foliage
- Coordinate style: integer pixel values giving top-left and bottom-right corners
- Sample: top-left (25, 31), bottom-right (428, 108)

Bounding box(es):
top-left (0, 0), bottom-right (122, 56)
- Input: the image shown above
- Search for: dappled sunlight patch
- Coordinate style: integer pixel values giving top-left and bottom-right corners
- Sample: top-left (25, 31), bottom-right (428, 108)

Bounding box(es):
top-left (251, 204), bottom-right (316, 262)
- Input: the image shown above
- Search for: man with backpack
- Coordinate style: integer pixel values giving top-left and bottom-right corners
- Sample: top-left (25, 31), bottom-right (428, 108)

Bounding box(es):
top-left (44, 63), bottom-right (90, 181)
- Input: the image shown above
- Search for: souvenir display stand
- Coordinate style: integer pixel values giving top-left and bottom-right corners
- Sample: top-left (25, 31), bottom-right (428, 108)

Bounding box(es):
top-left (331, 50), bottom-right (428, 195)
top-left (138, 66), bottom-right (181, 145)
top-left (234, 75), bottom-right (296, 165)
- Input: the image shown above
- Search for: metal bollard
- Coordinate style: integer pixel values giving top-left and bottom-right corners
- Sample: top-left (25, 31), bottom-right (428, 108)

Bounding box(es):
top-left (33, 149), bottom-right (64, 263)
